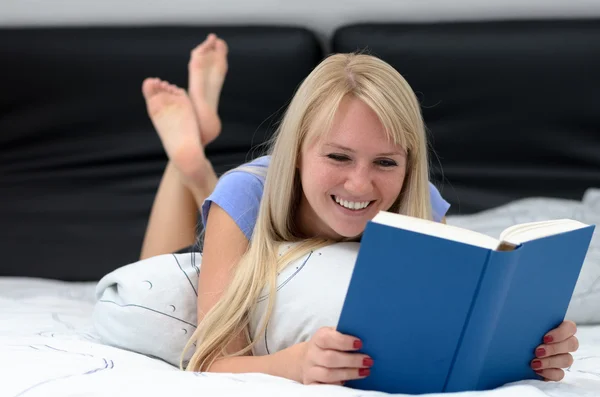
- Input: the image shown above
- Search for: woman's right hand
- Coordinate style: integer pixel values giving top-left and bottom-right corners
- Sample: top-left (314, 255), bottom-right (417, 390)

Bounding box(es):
top-left (299, 327), bottom-right (373, 385)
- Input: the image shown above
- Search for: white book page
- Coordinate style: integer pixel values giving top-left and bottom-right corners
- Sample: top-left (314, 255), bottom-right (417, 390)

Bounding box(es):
top-left (372, 211), bottom-right (500, 250)
top-left (500, 219), bottom-right (589, 245)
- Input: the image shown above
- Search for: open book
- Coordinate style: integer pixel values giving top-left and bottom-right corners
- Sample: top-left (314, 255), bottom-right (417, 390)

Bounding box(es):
top-left (373, 212), bottom-right (590, 251)
top-left (337, 211), bottom-right (595, 394)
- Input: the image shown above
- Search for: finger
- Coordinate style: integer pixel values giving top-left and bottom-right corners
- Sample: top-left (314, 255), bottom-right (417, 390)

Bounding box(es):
top-left (312, 348), bottom-right (373, 369)
top-left (532, 353), bottom-right (574, 371)
top-left (313, 327), bottom-right (362, 351)
top-left (310, 381), bottom-right (346, 386)
top-left (307, 366), bottom-right (370, 384)
top-left (536, 336), bottom-right (579, 358)
top-left (544, 321), bottom-right (577, 344)
top-left (534, 368), bottom-right (565, 382)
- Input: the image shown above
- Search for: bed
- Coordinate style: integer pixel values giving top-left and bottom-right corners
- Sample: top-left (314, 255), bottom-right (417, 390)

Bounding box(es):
top-left (1, 9), bottom-right (600, 397)
top-left (2, 240), bottom-right (600, 397)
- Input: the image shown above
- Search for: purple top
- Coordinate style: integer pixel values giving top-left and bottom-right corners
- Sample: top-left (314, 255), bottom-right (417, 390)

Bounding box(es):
top-left (202, 156), bottom-right (450, 240)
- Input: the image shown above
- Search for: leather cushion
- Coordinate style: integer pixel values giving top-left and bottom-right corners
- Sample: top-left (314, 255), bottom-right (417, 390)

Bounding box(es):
top-left (332, 19), bottom-right (600, 214)
top-left (0, 26), bottom-right (323, 280)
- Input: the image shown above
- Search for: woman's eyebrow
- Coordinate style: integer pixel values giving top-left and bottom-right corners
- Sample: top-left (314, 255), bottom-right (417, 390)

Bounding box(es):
top-left (324, 143), bottom-right (406, 157)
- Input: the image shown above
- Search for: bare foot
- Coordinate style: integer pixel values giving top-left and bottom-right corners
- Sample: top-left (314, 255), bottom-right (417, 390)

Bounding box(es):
top-left (188, 33), bottom-right (229, 146)
top-left (142, 77), bottom-right (209, 185)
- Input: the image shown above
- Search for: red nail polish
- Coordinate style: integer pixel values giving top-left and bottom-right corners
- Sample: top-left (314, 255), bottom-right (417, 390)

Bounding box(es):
top-left (353, 340), bottom-right (363, 349)
top-left (363, 357), bottom-right (374, 367)
top-left (534, 370), bottom-right (543, 374)
top-left (544, 335), bottom-right (554, 344)
top-left (359, 368), bottom-right (371, 377)
top-left (532, 360), bottom-right (542, 369)
top-left (536, 348), bottom-right (546, 357)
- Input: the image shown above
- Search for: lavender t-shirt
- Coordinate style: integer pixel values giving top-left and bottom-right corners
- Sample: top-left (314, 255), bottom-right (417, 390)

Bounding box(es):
top-left (201, 156), bottom-right (450, 240)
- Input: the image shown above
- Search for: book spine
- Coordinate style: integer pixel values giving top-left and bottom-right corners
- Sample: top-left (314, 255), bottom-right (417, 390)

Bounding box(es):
top-left (444, 248), bottom-right (522, 392)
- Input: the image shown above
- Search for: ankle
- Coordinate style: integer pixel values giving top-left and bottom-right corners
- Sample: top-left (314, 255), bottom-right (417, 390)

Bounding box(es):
top-left (186, 160), bottom-right (218, 205)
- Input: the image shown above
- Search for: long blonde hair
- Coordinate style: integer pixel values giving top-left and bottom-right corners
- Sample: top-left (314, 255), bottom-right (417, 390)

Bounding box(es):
top-left (182, 53), bottom-right (432, 371)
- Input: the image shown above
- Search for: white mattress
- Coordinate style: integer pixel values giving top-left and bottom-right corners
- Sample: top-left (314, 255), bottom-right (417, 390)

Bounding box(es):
top-left (1, 277), bottom-right (599, 397)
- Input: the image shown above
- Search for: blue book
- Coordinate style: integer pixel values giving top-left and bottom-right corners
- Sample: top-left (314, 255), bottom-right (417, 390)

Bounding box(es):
top-left (336, 211), bottom-right (594, 394)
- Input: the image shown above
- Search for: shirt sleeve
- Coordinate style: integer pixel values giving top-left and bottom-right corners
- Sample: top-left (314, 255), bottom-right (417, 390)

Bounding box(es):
top-left (429, 182), bottom-right (451, 222)
top-left (201, 170), bottom-right (265, 240)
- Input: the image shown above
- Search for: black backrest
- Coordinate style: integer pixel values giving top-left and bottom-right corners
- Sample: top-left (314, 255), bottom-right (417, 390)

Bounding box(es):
top-left (332, 19), bottom-right (600, 214)
top-left (0, 26), bottom-right (323, 280)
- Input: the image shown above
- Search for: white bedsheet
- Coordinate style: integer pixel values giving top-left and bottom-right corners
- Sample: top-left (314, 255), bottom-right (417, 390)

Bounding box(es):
top-left (1, 277), bottom-right (599, 397)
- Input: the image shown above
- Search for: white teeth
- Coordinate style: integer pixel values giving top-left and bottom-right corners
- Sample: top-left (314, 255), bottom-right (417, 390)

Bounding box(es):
top-left (334, 196), bottom-right (371, 210)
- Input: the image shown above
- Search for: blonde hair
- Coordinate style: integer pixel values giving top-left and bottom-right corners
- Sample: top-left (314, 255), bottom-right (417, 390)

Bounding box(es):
top-left (182, 53), bottom-right (432, 371)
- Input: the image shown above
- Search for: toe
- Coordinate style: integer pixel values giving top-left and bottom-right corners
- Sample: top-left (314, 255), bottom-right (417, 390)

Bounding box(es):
top-left (142, 77), bottom-right (162, 97)
top-left (171, 85), bottom-right (185, 95)
top-left (215, 38), bottom-right (228, 55)
top-left (192, 33), bottom-right (217, 55)
top-left (206, 33), bottom-right (218, 47)
top-left (159, 80), bottom-right (170, 90)
top-left (166, 83), bottom-right (182, 94)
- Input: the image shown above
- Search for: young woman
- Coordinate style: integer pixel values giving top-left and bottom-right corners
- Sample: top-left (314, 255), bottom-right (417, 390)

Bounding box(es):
top-left (140, 34), bottom-right (579, 386)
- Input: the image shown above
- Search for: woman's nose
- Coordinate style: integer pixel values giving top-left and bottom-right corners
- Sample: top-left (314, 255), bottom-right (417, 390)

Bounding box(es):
top-left (344, 166), bottom-right (373, 196)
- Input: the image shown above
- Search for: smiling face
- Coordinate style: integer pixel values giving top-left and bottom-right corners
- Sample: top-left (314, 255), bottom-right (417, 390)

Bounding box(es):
top-left (296, 95), bottom-right (408, 240)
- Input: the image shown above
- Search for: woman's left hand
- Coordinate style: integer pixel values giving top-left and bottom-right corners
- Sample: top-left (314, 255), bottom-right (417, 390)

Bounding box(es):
top-left (531, 320), bottom-right (579, 381)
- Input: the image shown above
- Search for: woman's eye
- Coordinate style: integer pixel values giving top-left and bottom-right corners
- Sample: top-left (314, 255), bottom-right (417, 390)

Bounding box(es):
top-left (327, 154), bottom-right (350, 162)
top-left (376, 159), bottom-right (398, 167)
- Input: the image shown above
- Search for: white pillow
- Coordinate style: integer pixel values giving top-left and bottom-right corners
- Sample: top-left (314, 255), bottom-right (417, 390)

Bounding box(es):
top-left (447, 188), bottom-right (600, 325)
top-left (93, 252), bottom-right (201, 367)
top-left (93, 189), bottom-right (600, 369)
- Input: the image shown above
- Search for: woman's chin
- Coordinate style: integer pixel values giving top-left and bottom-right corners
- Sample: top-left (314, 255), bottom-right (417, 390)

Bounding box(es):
top-left (331, 223), bottom-right (368, 240)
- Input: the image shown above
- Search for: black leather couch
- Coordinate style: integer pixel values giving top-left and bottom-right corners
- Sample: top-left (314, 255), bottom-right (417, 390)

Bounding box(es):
top-left (2, 19), bottom-right (599, 281)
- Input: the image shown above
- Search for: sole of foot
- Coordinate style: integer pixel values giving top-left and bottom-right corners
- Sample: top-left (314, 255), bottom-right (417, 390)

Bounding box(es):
top-left (142, 77), bottom-right (210, 185)
top-left (188, 33), bottom-right (229, 147)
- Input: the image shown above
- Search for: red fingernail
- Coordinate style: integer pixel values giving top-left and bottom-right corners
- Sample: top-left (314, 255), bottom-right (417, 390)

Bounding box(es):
top-left (359, 368), bottom-right (371, 377)
top-left (535, 370), bottom-right (543, 374)
top-left (532, 360), bottom-right (542, 369)
top-left (363, 358), bottom-right (374, 367)
top-left (353, 340), bottom-right (362, 349)
top-left (544, 335), bottom-right (554, 344)
top-left (536, 348), bottom-right (546, 358)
